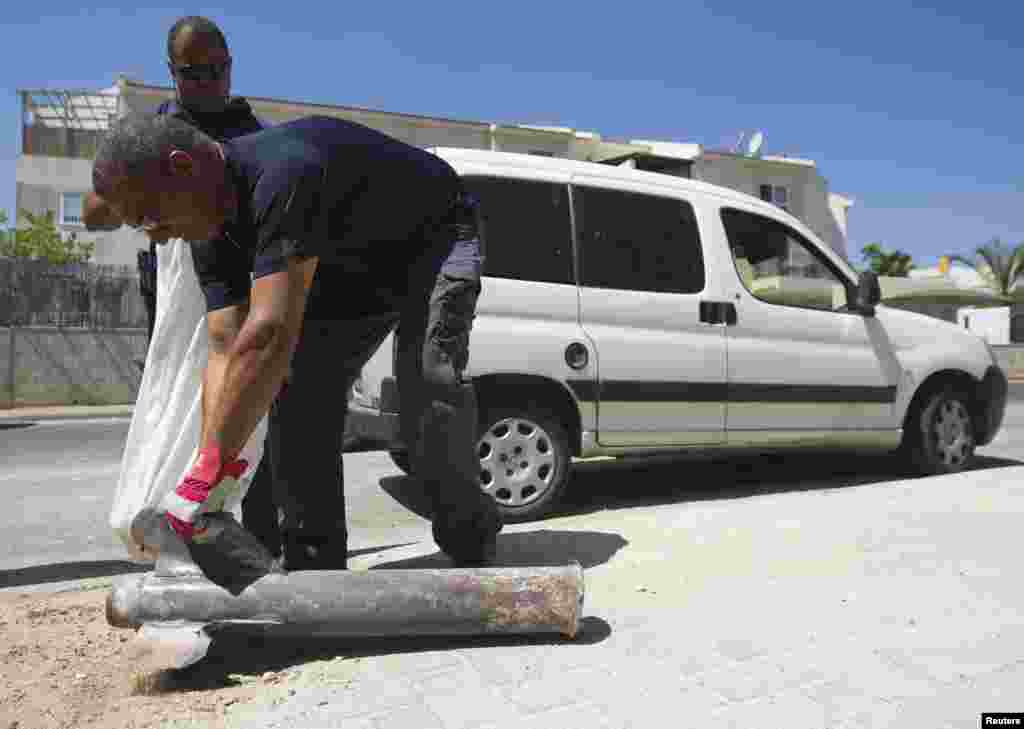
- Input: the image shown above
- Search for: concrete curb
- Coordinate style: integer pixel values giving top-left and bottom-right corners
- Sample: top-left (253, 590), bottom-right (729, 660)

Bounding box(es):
top-left (0, 406), bottom-right (134, 423)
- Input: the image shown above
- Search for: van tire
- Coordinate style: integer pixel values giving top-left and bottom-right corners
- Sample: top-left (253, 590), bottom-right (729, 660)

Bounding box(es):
top-left (899, 385), bottom-right (976, 475)
top-left (476, 404), bottom-right (572, 523)
top-left (388, 405), bottom-right (572, 522)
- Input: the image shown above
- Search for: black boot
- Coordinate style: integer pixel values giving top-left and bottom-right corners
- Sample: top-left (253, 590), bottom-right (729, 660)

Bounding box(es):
top-left (419, 384), bottom-right (503, 566)
top-left (241, 456), bottom-right (282, 559)
top-left (431, 496), bottom-right (502, 566)
top-left (186, 512), bottom-right (283, 595)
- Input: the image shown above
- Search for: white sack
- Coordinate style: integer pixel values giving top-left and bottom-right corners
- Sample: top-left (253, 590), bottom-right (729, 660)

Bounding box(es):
top-left (110, 234), bottom-right (267, 561)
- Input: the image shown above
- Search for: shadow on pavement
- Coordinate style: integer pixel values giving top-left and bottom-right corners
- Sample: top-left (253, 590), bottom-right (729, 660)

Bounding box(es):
top-left (0, 543), bottom-right (420, 591)
top-left (349, 542), bottom-right (421, 558)
top-left (371, 529), bottom-right (629, 571)
top-left (0, 560), bottom-right (151, 589)
top-left (554, 451), bottom-right (1024, 520)
top-left (143, 616), bottom-right (612, 693)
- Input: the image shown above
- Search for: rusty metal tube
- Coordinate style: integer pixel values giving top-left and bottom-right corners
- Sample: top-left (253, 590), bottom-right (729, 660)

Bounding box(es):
top-left (107, 563), bottom-right (584, 639)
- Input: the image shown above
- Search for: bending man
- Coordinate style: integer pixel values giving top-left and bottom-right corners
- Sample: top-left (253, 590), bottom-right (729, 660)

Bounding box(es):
top-left (84, 15), bottom-right (282, 558)
top-left (91, 112), bottom-right (503, 571)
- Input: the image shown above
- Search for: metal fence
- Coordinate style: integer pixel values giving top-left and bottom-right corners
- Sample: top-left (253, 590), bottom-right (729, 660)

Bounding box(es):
top-left (0, 257), bottom-right (147, 329)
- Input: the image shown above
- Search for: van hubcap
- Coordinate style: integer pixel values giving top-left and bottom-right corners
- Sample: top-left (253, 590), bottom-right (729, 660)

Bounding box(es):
top-left (478, 417), bottom-right (556, 507)
top-left (932, 399), bottom-right (974, 467)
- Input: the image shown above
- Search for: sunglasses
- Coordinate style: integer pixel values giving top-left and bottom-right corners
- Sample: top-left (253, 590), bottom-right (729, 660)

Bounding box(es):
top-left (170, 58), bottom-right (232, 82)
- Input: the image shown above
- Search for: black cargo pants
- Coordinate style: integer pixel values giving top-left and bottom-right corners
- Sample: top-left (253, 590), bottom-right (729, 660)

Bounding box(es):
top-left (244, 194), bottom-right (500, 569)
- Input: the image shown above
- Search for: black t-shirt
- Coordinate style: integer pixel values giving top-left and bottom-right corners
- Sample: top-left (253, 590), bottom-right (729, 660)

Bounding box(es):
top-left (156, 98), bottom-right (267, 141)
top-left (196, 115), bottom-right (463, 311)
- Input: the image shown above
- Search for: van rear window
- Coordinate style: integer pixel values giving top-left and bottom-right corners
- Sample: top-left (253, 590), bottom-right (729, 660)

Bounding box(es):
top-left (574, 186), bottom-right (705, 294)
top-left (462, 176), bottom-right (575, 285)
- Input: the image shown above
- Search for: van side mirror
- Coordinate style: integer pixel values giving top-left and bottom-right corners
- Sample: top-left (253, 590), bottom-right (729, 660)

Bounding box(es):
top-left (854, 271), bottom-right (882, 316)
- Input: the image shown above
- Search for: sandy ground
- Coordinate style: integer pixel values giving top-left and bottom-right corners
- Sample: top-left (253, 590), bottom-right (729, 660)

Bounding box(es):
top-left (0, 581), bottom-right (364, 729)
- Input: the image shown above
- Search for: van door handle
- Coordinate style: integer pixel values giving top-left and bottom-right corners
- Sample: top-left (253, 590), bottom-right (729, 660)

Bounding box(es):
top-left (723, 302), bottom-right (737, 326)
top-left (699, 301), bottom-right (738, 326)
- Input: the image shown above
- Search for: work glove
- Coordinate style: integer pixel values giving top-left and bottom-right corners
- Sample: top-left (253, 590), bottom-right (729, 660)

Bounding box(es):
top-left (162, 445), bottom-right (249, 541)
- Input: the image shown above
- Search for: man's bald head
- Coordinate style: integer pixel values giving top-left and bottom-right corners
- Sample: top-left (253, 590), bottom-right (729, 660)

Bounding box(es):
top-left (167, 15), bottom-right (228, 62)
top-left (92, 112), bottom-right (232, 244)
top-left (166, 15), bottom-right (233, 115)
top-left (93, 112), bottom-right (213, 194)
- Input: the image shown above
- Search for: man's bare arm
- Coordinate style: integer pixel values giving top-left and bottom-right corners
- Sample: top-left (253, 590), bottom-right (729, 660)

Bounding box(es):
top-left (202, 302), bottom-right (249, 450)
top-left (203, 257), bottom-right (318, 461)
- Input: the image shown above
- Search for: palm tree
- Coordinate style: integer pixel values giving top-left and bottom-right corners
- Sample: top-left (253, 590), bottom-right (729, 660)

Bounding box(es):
top-left (949, 238), bottom-right (1024, 300)
top-left (861, 243), bottom-right (915, 277)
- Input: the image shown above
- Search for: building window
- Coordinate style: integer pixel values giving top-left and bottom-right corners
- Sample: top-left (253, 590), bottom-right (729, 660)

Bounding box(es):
top-left (759, 184), bottom-right (789, 212)
top-left (60, 192), bottom-right (83, 226)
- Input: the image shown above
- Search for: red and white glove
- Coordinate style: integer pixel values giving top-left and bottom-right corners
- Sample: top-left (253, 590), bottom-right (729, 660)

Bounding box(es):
top-left (162, 446), bottom-right (249, 541)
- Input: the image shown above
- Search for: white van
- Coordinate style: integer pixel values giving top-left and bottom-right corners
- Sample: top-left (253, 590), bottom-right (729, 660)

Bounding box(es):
top-left (345, 148), bottom-right (1008, 522)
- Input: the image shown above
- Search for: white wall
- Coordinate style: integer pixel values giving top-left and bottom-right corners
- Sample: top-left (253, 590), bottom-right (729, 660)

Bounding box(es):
top-left (802, 173), bottom-right (850, 261)
top-left (14, 155), bottom-right (136, 265)
top-left (829, 193), bottom-right (852, 238)
top-left (15, 154), bottom-right (93, 189)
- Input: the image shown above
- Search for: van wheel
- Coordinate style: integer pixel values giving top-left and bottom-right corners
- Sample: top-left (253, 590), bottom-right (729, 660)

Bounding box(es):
top-left (900, 385), bottom-right (976, 475)
top-left (388, 450), bottom-right (411, 475)
top-left (476, 405), bottom-right (572, 523)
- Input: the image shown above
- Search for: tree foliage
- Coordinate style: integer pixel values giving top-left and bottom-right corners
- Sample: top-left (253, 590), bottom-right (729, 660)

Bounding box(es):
top-left (861, 243), bottom-right (915, 277)
top-left (0, 209), bottom-right (94, 264)
top-left (949, 238), bottom-right (1024, 300)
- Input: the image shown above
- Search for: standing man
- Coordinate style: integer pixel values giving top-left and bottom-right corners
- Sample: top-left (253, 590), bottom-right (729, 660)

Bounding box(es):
top-left (92, 112), bottom-right (503, 573)
top-left (86, 16), bottom-right (261, 342)
top-left (84, 16), bottom-right (282, 557)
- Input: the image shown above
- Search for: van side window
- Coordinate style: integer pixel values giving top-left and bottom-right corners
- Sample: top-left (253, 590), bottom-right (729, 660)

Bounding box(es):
top-left (720, 207), bottom-right (851, 312)
top-left (573, 186), bottom-right (705, 294)
top-left (462, 176), bottom-right (574, 285)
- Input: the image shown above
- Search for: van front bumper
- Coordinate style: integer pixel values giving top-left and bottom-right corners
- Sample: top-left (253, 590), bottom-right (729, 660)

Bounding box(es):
top-left (975, 365), bottom-right (1008, 446)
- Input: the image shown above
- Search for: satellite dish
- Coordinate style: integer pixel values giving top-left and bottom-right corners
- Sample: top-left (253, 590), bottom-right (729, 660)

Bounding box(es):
top-left (746, 130), bottom-right (764, 158)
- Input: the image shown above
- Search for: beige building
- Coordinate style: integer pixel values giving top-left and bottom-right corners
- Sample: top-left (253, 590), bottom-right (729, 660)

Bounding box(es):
top-left (693, 150), bottom-right (852, 260)
top-left (16, 76), bottom-right (853, 266)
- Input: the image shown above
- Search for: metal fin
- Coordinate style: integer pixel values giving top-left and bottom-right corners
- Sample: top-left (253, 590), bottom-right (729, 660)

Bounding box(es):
top-left (136, 621), bottom-right (213, 670)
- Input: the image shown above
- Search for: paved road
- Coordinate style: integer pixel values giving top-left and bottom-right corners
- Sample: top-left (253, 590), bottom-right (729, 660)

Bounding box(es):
top-left (0, 418), bottom-right (423, 585)
top-left (3, 403), bottom-right (1022, 589)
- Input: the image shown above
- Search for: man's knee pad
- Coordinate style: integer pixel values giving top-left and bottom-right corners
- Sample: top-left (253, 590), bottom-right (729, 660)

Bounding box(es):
top-left (420, 356), bottom-right (472, 403)
top-left (418, 384), bottom-right (478, 455)
top-left (422, 380), bottom-right (475, 414)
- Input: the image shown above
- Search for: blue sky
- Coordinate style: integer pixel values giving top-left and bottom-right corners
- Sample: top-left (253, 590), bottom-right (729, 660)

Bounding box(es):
top-left (2, 1), bottom-right (1022, 267)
